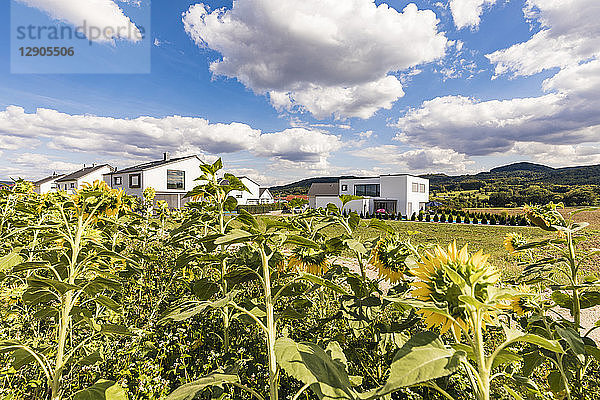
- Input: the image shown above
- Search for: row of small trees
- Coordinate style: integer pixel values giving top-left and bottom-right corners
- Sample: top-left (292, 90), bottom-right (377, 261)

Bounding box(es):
top-left (354, 210), bottom-right (530, 226)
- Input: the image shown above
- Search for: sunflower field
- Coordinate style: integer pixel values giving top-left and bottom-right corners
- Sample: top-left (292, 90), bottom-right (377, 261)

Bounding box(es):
top-left (1, 159), bottom-right (600, 400)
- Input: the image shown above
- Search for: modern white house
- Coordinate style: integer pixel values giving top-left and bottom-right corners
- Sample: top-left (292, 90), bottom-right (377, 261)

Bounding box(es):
top-left (103, 153), bottom-right (203, 208)
top-left (308, 174), bottom-right (429, 216)
top-left (55, 164), bottom-right (113, 194)
top-left (34, 173), bottom-right (64, 194)
top-left (230, 176), bottom-right (275, 205)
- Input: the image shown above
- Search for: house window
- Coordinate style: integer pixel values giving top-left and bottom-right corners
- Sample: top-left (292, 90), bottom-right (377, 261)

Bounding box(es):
top-left (129, 174), bottom-right (141, 188)
top-left (412, 183), bottom-right (419, 192)
top-left (419, 184), bottom-right (426, 193)
top-left (70, 183), bottom-right (75, 189)
top-left (341, 184), bottom-right (348, 191)
top-left (113, 176), bottom-right (122, 185)
top-left (236, 194), bottom-right (243, 198)
top-left (167, 170), bottom-right (185, 190)
top-left (355, 184), bottom-right (380, 197)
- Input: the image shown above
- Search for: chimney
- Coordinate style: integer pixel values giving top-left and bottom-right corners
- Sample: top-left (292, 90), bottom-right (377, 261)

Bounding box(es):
top-left (163, 152), bottom-right (170, 161)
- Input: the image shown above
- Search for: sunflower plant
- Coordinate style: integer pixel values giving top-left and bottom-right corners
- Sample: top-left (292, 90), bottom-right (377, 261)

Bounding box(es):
top-left (507, 203), bottom-right (600, 399)
top-left (386, 241), bottom-right (564, 400)
top-left (0, 181), bottom-right (135, 400)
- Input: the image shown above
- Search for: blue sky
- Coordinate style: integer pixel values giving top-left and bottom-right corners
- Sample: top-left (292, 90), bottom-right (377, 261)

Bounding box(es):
top-left (0, 0), bottom-right (599, 185)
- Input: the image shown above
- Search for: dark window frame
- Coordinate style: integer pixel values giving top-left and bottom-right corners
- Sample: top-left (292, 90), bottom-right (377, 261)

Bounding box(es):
top-left (167, 170), bottom-right (185, 190)
top-left (354, 184), bottom-right (380, 197)
top-left (113, 176), bottom-right (122, 185)
top-left (129, 174), bottom-right (141, 188)
top-left (419, 184), bottom-right (426, 193)
top-left (341, 184), bottom-right (348, 191)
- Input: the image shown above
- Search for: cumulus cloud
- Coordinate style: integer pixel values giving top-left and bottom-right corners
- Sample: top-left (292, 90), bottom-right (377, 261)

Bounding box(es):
top-left (0, 153), bottom-right (83, 180)
top-left (182, 0), bottom-right (447, 119)
top-left (253, 128), bottom-right (341, 163)
top-left (352, 145), bottom-right (474, 173)
top-left (509, 142), bottom-right (600, 167)
top-left (17, 0), bottom-right (143, 43)
top-left (450, 0), bottom-right (496, 29)
top-left (486, 0), bottom-right (600, 77)
top-left (393, 59), bottom-right (600, 156)
top-left (0, 106), bottom-right (340, 170)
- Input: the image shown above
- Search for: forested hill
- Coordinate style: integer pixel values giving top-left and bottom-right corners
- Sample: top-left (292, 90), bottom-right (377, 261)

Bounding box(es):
top-left (271, 162), bottom-right (600, 198)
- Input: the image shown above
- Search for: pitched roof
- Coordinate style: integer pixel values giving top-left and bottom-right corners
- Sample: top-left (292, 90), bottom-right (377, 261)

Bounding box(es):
top-left (105, 155), bottom-right (201, 175)
top-left (34, 174), bottom-right (64, 185)
top-left (308, 182), bottom-right (339, 196)
top-left (56, 164), bottom-right (111, 182)
top-left (259, 188), bottom-right (272, 197)
top-left (239, 176), bottom-right (260, 186)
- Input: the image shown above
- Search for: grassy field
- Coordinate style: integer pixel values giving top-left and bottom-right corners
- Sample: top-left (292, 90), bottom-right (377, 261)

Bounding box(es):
top-left (258, 215), bottom-right (600, 278)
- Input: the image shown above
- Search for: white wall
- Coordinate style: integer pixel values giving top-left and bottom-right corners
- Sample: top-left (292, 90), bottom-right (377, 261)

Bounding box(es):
top-left (105, 157), bottom-right (204, 201)
top-left (339, 177), bottom-right (380, 197)
top-left (36, 179), bottom-right (60, 194)
top-left (313, 196), bottom-right (369, 215)
top-left (405, 176), bottom-right (429, 216)
top-left (231, 177), bottom-right (261, 205)
top-left (259, 189), bottom-right (274, 204)
top-left (333, 174), bottom-right (429, 216)
top-left (76, 166), bottom-right (112, 189)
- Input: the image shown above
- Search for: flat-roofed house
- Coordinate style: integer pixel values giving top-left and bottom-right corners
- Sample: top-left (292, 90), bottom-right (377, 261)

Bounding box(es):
top-left (309, 174), bottom-right (429, 217)
top-left (103, 153), bottom-right (203, 208)
top-left (55, 164), bottom-right (113, 194)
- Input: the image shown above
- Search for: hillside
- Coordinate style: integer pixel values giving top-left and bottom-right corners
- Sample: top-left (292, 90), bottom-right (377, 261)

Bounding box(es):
top-left (271, 162), bottom-right (600, 207)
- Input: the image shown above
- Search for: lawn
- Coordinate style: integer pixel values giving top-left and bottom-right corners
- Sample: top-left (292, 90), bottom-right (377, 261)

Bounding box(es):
top-left (258, 215), bottom-right (600, 278)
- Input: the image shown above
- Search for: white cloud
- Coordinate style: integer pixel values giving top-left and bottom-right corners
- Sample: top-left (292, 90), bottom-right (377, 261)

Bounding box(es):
top-left (269, 76), bottom-right (404, 119)
top-left (0, 153), bottom-right (82, 180)
top-left (486, 0), bottom-right (600, 77)
top-left (183, 0), bottom-right (447, 119)
top-left (509, 142), bottom-right (600, 167)
top-left (393, 59), bottom-right (600, 156)
top-left (0, 106), bottom-right (340, 172)
top-left (352, 145), bottom-right (474, 173)
top-left (17, 0), bottom-right (143, 43)
top-left (253, 128), bottom-right (341, 163)
top-left (450, 0), bottom-right (496, 29)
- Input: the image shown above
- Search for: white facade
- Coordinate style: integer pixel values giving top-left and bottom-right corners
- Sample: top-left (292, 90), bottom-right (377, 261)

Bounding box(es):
top-left (34, 174), bottom-right (64, 194)
top-left (311, 174), bottom-right (429, 216)
top-left (313, 196), bottom-right (370, 215)
top-left (230, 177), bottom-right (274, 205)
top-left (55, 165), bottom-right (113, 194)
top-left (104, 155), bottom-right (203, 208)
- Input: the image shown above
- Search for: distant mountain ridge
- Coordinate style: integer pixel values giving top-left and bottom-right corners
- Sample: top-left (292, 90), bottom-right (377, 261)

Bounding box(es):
top-left (270, 162), bottom-right (600, 195)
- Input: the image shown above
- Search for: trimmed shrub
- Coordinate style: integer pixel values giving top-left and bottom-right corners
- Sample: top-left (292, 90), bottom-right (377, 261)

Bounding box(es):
top-left (456, 215), bottom-right (462, 223)
top-left (472, 216), bottom-right (479, 224)
top-left (411, 213), bottom-right (417, 221)
top-left (440, 214), bottom-right (447, 223)
top-left (433, 214), bottom-right (439, 222)
top-left (447, 214), bottom-right (454, 223)
top-left (426, 214), bottom-right (431, 222)
top-left (464, 215), bottom-right (471, 224)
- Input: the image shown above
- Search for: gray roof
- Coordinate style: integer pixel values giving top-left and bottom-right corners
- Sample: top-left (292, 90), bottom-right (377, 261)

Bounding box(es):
top-left (105, 155), bottom-right (200, 175)
top-left (259, 188), bottom-right (271, 197)
top-left (56, 165), bottom-right (111, 182)
top-left (308, 182), bottom-right (339, 196)
top-left (34, 174), bottom-right (64, 185)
